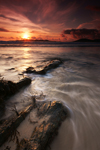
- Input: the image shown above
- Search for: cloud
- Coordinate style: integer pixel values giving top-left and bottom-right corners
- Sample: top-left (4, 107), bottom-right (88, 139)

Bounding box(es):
top-left (0, 0), bottom-right (100, 41)
top-left (0, 14), bottom-right (19, 22)
top-left (0, 0), bottom-right (79, 31)
top-left (13, 31), bottom-right (23, 33)
top-left (0, 27), bottom-right (24, 33)
top-left (77, 17), bottom-right (100, 30)
top-left (9, 37), bottom-right (14, 39)
top-left (61, 28), bottom-right (100, 40)
top-left (0, 28), bottom-right (9, 32)
top-left (86, 6), bottom-right (100, 12)
top-left (0, 36), bottom-right (4, 39)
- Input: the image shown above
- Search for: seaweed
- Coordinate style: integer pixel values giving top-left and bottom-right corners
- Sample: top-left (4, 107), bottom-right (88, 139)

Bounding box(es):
top-left (9, 127), bottom-right (20, 146)
top-left (11, 105), bottom-right (19, 116)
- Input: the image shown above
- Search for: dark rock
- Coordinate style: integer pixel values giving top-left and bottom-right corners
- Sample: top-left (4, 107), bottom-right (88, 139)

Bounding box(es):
top-left (26, 67), bottom-right (35, 73)
top-left (6, 57), bottom-right (13, 60)
top-left (0, 77), bottom-right (31, 99)
top-left (0, 97), bottom-right (5, 118)
top-left (0, 105), bottom-right (33, 147)
top-left (24, 59), bottom-right (63, 75)
top-left (0, 78), bottom-right (31, 118)
top-left (8, 68), bottom-right (15, 70)
top-left (44, 59), bottom-right (62, 71)
top-left (0, 80), bottom-right (17, 99)
top-left (16, 101), bottom-right (68, 150)
top-left (16, 77), bottom-right (31, 89)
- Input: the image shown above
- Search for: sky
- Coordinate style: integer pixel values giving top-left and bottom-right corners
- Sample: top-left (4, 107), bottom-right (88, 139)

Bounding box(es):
top-left (0, 0), bottom-right (100, 41)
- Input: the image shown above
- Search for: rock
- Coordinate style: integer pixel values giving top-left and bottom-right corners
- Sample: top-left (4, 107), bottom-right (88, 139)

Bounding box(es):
top-left (0, 105), bottom-right (33, 147)
top-left (0, 77), bottom-right (31, 99)
top-left (0, 77), bottom-right (31, 118)
top-left (26, 67), bottom-right (35, 73)
top-left (24, 59), bottom-right (63, 75)
top-left (16, 77), bottom-right (31, 89)
top-left (8, 68), bottom-right (15, 71)
top-left (0, 98), bottom-right (5, 118)
top-left (16, 101), bottom-right (68, 150)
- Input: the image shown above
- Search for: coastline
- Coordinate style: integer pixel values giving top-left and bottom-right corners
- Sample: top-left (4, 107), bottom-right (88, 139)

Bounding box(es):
top-left (0, 45), bottom-right (100, 150)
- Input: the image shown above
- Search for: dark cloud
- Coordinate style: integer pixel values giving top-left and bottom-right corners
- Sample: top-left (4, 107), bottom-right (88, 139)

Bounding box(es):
top-left (60, 33), bottom-right (66, 37)
top-left (0, 27), bottom-right (23, 33)
top-left (86, 6), bottom-right (100, 12)
top-left (98, 25), bottom-right (100, 29)
top-left (0, 14), bottom-right (19, 22)
top-left (62, 28), bottom-right (100, 40)
top-left (0, 36), bottom-right (4, 39)
top-left (9, 37), bottom-right (14, 39)
top-left (0, 28), bottom-right (9, 32)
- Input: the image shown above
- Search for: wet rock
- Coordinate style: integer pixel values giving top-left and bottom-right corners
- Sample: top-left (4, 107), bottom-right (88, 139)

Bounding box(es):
top-left (24, 59), bottom-right (63, 74)
top-left (0, 77), bottom-right (31, 118)
top-left (0, 105), bottom-right (33, 147)
top-left (0, 77), bottom-right (31, 99)
top-left (7, 68), bottom-right (15, 71)
top-left (16, 77), bottom-right (31, 89)
top-left (16, 101), bottom-right (68, 150)
top-left (0, 98), bottom-right (5, 118)
top-left (0, 80), bottom-right (16, 98)
top-left (6, 57), bottom-right (13, 60)
top-left (26, 67), bottom-right (35, 73)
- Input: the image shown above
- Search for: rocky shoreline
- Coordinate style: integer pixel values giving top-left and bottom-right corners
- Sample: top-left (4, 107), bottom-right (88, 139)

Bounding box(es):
top-left (16, 101), bottom-right (68, 150)
top-left (0, 59), bottom-right (69, 150)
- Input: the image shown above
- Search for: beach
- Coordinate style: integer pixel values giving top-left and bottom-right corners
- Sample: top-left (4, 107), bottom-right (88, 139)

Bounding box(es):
top-left (0, 43), bottom-right (100, 150)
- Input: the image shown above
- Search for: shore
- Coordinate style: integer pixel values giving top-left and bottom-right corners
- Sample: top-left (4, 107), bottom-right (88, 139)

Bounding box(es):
top-left (0, 59), bottom-right (69, 150)
top-left (0, 45), bottom-right (100, 150)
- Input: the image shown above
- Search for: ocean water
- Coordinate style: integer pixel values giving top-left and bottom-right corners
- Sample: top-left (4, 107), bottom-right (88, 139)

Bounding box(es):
top-left (0, 43), bottom-right (100, 150)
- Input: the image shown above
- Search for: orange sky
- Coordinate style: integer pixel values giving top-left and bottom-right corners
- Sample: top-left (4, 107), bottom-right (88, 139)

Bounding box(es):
top-left (0, 0), bottom-right (100, 41)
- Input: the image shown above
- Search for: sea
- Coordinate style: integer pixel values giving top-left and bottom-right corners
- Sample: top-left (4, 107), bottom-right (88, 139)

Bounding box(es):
top-left (0, 42), bottom-right (100, 150)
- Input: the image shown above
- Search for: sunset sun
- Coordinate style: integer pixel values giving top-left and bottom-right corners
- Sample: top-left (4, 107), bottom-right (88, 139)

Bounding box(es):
top-left (23, 34), bottom-right (29, 39)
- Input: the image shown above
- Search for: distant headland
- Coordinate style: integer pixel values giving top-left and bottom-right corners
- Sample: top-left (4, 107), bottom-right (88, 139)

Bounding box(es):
top-left (74, 38), bottom-right (100, 43)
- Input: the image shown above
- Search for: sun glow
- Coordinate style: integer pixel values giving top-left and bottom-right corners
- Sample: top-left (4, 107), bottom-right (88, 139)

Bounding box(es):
top-left (23, 33), bottom-right (29, 39)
